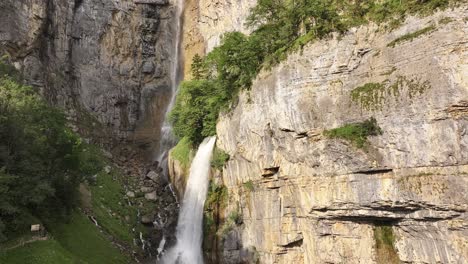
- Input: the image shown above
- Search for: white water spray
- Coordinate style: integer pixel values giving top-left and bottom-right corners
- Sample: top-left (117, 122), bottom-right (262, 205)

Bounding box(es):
top-left (161, 137), bottom-right (217, 264)
top-left (155, 0), bottom-right (185, 170)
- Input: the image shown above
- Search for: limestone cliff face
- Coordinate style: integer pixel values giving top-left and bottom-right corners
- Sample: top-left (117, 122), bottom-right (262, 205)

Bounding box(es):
top-left (0, 0), bottom-right (178, 150)
top-left (214, 7), bottom-right (468, 264)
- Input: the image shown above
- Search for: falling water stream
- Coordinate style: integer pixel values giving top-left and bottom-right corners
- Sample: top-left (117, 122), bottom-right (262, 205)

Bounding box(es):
top-left (161, 136), bottom-right (217, 264)
top-left (155, 0), bottom-right (185, 173)
top-left (152, 0), bottom-right (185, 259)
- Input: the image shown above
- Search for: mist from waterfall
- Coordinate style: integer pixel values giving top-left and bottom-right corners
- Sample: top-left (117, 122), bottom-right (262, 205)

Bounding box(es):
top-left (155, 0), bottom-right (185, 172)
top-left (161, 136), bottom-right (216, 264)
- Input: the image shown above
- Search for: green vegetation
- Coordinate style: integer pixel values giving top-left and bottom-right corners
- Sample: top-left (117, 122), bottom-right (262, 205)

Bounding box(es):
top-left (374, 225), bottom-right (399, 264)
top-left (0, 211), bottom-right (132, 264)
top-left (170, 137), bottom-right (194, 171)
top-left (205, 182), bottom-right (228, 214)
top-left (171, 1), bottom-right (453, 145)
top-left (0, 60), bottom-right (105, 242)
top-left (218, 210), bottom-right (242, 236)
top-left (243, 180), bottom-right (255, 192)
top-left (211, 147), bottom-right (230, 170)
top-left (387, 25), bottom-right (436, 47)
top-left (48, 212), bottom-right (130, 263)
top-left (203, 182), bottom-right (228, 244)
top-left (0, 240), bottom-right (76, 264)
top-left (89, 172), bottom-right (136, 243)
top-left (324, 118), bottom-right (382, 148)
top-left (0, 58), bottom-right (134, 262)
top-left (351, 76), bottom-right (431, 111)
top-left (351, 82), bottom-right (387, 110)
top-left (439, 17), bottom-right (454, 25)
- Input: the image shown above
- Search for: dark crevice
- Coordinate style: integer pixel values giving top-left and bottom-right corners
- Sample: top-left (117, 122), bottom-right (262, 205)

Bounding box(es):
top-left (354, 168), bottom-right (393, 174)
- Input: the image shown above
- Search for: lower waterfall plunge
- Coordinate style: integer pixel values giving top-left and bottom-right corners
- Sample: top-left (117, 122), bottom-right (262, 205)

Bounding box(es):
top-left (161, 136), bottom-right (217, 264)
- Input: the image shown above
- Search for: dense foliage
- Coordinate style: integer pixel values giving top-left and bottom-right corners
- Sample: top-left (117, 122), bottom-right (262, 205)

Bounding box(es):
top-left (170, 0), bottom-right (453, 145)
top-left (0, 61), bottom-right (104, 241)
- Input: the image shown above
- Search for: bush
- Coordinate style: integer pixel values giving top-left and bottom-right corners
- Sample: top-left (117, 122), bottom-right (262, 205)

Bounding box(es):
top-left (324, 118), bottom-right (382, 148)
top-left (169, 79), bottom-right (227, 145)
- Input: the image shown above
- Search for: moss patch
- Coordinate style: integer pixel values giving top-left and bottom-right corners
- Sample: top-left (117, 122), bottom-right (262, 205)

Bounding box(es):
top-left (351, 76), bottom-right (431, 111)
top-left (203, 182), bottom-right (228, 250)
top-left (374, 225), bottom-right (399, 264)
top-left (211, 147), bottom-right (230, 170)
top-left (387, 25), bottom-right (436, 47)
top-left (171, 137), bottom-right (194, 172)
top-left (324, 118), bottom-right (382, 148)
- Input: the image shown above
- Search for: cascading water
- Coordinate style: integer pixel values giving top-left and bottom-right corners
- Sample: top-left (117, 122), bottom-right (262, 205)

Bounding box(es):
top-left (161, 136), bottom-right (217, 264)
top-left (155, 0), bottom-right (185, 174)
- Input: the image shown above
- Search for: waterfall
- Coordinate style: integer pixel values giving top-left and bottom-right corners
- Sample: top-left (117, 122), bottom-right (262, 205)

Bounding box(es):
top-left (161, 137), bottom-right (217, 264)
top-left (155, 0), bottom-right (185, 172)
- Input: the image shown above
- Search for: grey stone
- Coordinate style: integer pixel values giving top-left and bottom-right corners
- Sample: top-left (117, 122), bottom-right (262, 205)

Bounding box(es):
top-left (142, 61), bottom-right (154, 74)
top-left (145, 191), bottom-right (157, 201)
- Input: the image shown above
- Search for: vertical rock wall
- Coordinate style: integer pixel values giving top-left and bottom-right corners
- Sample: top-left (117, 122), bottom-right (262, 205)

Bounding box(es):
top-left (214, 7), bottom-right (468, 264)
top-left (0, 0), bottom-right (178, 152)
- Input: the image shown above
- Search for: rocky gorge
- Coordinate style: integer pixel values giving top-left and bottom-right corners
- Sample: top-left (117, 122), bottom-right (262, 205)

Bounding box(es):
top-left (0, 0), bottom-right (467, 263)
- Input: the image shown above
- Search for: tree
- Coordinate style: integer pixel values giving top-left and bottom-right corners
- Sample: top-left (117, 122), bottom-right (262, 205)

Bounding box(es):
top-left (0, 64), bottom-right (104, 240)
top-left (191, 54), bottom-right (207, 80)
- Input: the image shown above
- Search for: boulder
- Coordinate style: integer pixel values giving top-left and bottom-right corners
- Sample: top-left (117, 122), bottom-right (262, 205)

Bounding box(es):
top-left (146, 171), bottom-right (160, 183)
top-left (141, 215), bottom-right (154, 225)
top-left (145, 191), bottom-right (157, 201)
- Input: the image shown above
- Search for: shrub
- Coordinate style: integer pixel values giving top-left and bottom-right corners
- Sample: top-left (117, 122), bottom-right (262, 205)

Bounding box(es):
top-left (324, 118), bottom-right (382, 148)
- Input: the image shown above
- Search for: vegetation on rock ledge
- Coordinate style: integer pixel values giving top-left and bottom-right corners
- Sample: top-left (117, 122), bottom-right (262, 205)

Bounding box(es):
top-left (324, 118), bottom-right (382, 148)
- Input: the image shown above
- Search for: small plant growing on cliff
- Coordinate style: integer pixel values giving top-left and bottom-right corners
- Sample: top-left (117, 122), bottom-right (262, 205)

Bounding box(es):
top-left (387, 25), bottom-right (436, 48)
top-left (211, 147), bottom-right (230, 170)
top-left (218, 210), bottom-right (243, 236)
top-left (324, 118), bottom-right (382, 148)
top-left (243, 180), bottom-right (255, 192)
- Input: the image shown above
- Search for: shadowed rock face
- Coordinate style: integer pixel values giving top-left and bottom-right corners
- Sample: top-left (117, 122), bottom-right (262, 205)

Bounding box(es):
top-left (211, 7), bottom-right (467, 264)
top-left (0, 0), bottom-right (179, 151)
